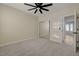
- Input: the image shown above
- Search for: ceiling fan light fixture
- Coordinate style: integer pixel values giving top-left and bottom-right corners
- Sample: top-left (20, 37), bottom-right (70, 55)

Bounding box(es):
top-left (24, 3), bottom-right (53, 14)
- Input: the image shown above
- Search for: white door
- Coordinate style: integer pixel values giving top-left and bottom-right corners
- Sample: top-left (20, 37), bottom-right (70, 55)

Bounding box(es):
top-left (75, 9), bottom-right (79, 52)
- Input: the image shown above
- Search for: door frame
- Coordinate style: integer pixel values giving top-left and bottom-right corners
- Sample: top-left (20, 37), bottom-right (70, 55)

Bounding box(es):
top-left (63, 15), bottom-right (74, 45)
top-left (39, 20), bottom-right (50, 39)
top-left (62, 10), bottom-right (77, 52)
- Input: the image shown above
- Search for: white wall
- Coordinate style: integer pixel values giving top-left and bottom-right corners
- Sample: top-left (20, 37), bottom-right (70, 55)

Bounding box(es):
top-left (0, 5), bottom-right (2, 41)
top-left (0, 3), bottom-right (79, 45)
top-left (0, 4), bottom-right (38, 45)
top-left (38, 5), bottom-right (79, 43)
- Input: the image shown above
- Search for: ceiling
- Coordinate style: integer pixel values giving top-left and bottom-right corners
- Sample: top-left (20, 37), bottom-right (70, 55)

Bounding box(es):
top-left (2, 3), bottom-right (79, 16)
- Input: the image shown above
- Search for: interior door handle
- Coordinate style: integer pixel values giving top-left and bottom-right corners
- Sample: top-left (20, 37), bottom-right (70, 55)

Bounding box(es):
top-left (73, 32), bottom-right (77, 34)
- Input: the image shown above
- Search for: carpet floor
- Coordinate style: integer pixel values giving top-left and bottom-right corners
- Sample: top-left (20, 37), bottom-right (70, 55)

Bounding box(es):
top-left (0, 38), bottom-right (77, 56)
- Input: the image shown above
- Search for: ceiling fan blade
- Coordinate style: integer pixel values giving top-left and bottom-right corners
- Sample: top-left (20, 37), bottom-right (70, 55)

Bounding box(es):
top-left (42, 3), bottom-right (53, 7)
top-left (24, 3), bottom-right (36, 7)
top-left (41, 7), bottom-right (49, 11)
top-left (35, 3), bottom-right (43, 7)
top-left (34, 9), bottom-right (38, 14)
top-left (39, 3), bottom-right (43, 6)
top-left (28, 7), bottom-right (37, 11)
top-left (35, 3), bottom-right (38, 6)
top-left (39, 9), bottom-right (43, 14)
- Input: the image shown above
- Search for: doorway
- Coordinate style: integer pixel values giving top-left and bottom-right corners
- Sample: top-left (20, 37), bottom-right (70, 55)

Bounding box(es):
top-left (64, 15), bottom-right (74, 46)
top-left (63, 13), bottom-right (79, 52)
top-left (39, 20), bottom-right (50, 39)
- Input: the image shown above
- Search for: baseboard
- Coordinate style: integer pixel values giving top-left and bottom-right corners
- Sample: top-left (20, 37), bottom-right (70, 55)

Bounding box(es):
top-left (0, 37), bottom-right (35, 48)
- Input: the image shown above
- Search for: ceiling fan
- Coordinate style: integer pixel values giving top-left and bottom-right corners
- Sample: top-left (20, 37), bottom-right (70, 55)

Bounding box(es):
top-left (24, 3), bottom-right (53, 14)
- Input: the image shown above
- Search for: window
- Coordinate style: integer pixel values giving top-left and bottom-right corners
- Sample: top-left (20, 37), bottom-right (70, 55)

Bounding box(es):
top-left (65, 24), bottom-right (69, 31)
top-left (70, 23), bottom-right (73, 31)
top-left (65, 22), bottom-right (74, 32)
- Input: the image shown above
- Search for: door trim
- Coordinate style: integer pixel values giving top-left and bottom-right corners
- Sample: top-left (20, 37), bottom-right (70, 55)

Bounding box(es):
top-left (39, 20), bottom-right (50, 39)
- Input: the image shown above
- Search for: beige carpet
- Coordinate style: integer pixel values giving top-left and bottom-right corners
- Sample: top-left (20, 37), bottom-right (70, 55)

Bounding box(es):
top-left (0, 38), bottom-right (77, 56)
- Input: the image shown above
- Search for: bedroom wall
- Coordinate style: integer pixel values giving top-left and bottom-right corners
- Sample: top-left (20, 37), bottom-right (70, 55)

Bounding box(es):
top-left (38, 6), bottom-right (79, 43)
top-left (0, 5), bottom-right (2, 41)
top-left (0, 4), bottom-right (38, 45)
top-left (50, 9), bottom-right (75, 43)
